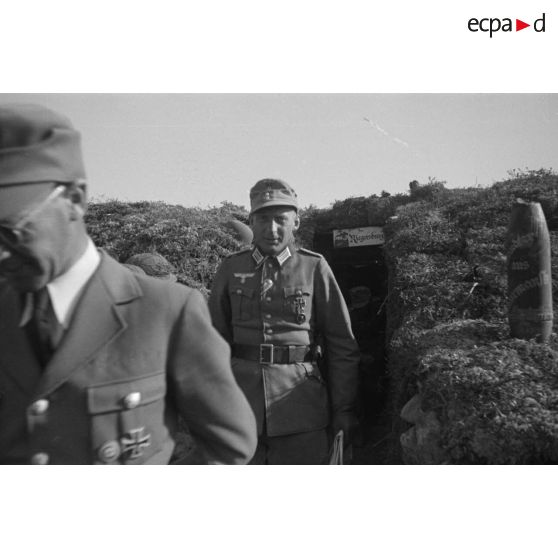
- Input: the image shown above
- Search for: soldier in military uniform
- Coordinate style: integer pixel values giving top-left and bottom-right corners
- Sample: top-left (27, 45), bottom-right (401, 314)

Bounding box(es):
top-left (208, 178), bottom-right (360, 464)
top-left (0, 103), bottom-right (257, 465)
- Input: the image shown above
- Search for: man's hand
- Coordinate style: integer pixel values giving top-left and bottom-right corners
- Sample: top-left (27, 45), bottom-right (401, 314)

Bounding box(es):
top-left (331, 411), bottom-right (359, 446)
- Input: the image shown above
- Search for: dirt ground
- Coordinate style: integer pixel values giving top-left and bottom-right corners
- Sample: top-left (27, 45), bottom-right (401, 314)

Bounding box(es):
top-left (352, 411), bottom-right (400, 465)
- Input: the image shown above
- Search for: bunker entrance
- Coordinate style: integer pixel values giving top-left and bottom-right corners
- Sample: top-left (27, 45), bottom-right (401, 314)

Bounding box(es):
top-left (313, 230), bottom-right (389, 433)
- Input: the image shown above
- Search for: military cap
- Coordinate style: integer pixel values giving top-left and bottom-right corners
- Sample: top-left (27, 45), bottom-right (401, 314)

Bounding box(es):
top-left (0, 103), bottom-right (86, 218)
top-left (249, 178), bottom-right (298, 214)
top-left (125, 253), bottom-right (177, 282)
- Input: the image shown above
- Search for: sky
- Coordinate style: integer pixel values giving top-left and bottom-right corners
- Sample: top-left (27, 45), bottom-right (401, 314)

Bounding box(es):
top-left (1, 93), bottom-right (556, 210)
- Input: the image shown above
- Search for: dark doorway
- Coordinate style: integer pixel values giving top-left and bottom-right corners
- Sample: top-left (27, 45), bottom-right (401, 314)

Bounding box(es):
top-left (313, 231), bottom-right (390, 462)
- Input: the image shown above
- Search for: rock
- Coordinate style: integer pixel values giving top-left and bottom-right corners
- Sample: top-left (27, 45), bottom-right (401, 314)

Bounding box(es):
top-left (400, 395), bottom-right (447, 464)
top-left (400, 393), bottom-right (422, 423)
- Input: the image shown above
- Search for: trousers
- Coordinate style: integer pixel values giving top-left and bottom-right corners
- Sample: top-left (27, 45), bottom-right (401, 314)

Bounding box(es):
top-left (249, 428), bottom-right (329, 465)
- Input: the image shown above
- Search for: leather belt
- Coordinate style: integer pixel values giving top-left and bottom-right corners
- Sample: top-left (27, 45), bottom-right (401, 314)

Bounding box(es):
top-left (232, 343), bottom-right (313, 364)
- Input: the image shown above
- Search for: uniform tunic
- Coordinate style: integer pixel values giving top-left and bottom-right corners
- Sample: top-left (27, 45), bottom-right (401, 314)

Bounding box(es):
top-left (0, 252), bottom-right (257, 465)
top-left (208, 245), bottom-right (360, 438)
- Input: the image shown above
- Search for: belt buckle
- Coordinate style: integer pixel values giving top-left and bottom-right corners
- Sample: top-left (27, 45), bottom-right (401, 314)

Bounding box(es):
top-left (259, 343), bottom-right (274, 364)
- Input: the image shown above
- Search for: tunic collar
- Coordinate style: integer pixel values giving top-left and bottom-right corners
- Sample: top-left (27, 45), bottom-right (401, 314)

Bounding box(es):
top-left (252, 246), bottom-right (292, 268)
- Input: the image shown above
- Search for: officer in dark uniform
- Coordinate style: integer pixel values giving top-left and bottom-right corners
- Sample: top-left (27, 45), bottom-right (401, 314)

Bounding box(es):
top-left (0, 103), bottom-right (257, 465)
top-left (208, 178), bottom-right (360, 464)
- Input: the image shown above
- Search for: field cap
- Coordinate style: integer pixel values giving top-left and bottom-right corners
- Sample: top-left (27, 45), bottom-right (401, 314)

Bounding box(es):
top-left (125, 253), bottom-right (177, 282)
top-left (249, 178), bottom-right (298, 214)
top-left (0, 103), bottom-right (86, 218)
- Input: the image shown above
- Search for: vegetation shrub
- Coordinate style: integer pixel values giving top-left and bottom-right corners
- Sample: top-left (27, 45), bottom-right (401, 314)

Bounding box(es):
top-left (408, 178), bottom-right (448, 203)
top-left (86, 199), bottom-right (248, 296)
top-left (297, 192), bottom-right (412, 241)
top-left (418, 334), bottom-right (558, 464)
top-left (444, 169), bottom-right (558, 230)
top-left (385, 168), bottom-right (558, 464)
top-left (366, 194), bottom-right (409, 226)
top-left (389, 319), bottom-right (506, 424)
top-left (463, 226), bottom-right (507, 273)
top-left (296, 205), bottom-right (322, 249)
top-left (384, 203), bottom-right (464, 256)
top-left (386, 253), bottom-right (471, 338)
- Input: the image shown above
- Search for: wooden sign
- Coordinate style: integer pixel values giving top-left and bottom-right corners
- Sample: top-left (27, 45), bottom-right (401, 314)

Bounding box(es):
top-left (333, 226), bottom-right (385, 248)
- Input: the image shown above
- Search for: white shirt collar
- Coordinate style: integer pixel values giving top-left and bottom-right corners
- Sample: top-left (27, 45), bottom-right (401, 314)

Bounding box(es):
top-left (20, 237), bottom-right (100, 328)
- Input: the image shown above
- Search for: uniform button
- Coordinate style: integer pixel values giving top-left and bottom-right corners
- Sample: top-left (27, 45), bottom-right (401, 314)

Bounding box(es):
top-left (295, 289), bottom-right (302, 296)
top-left (236, 288), bottom-right (242, 295)
top-left (265, 297), bottom-right (272, 303)
top-left (30, 452), bottom-right (49, 465)
top-left (265, 313), bottom-right (272, 319)
top-left (98, 440), bottom-right (121, 463)
top-left (123, 392), bottom-right (141, 409)
top-left (266, 328), bottom-right (273, 334)
top-left (30, 399), bottom-right (49, 415)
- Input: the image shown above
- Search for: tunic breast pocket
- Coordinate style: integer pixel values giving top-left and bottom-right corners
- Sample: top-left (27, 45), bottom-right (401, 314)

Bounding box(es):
top-left (283, 286), bottom-right (312, 324)
top-left (229, 286), bottom-right (256, 321)
top-left (87, 372), bottom-right (167, 465)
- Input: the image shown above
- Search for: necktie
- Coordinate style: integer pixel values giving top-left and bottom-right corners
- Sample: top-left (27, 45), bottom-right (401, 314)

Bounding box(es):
top-left (29, 287), bottom-right (63, 365)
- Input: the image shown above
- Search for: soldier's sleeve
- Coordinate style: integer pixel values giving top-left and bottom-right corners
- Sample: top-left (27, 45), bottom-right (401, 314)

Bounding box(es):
top-left (207, 259), bottom-right (233, 345)
top-left (168, 289), bottom-right (256, 464)
top-left (314, 257), bottom-right (360, 415)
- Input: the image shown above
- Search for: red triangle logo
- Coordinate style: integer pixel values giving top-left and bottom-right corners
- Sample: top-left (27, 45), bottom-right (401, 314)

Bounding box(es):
top-left (516, 19), bottom-right (530, 31)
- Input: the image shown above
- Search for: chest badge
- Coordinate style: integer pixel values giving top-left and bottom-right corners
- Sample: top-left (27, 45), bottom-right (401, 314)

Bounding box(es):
top-left (262, 278), bottom-right (274, 297)
top-left (234, 272), bottom-right (255, 284)
top-left (294, 295), bottom-right (307, 324)
top-left (120, 427), bottom-right (151, 459)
